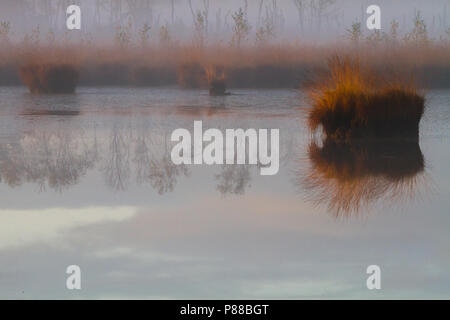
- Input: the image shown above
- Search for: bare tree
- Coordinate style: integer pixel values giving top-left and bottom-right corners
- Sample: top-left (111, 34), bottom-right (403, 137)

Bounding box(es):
top-left (292, 0), bottom-right (307, 30)
top-left (188, 0), bottom-right (210, 46)
top-left (231, 7), bottom-right (251, 48)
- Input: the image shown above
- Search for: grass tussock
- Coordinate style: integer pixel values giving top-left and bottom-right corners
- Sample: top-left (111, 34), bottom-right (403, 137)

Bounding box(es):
top-left (303, 138), bottom-right (426, 217)
top-left (308, 56), bottom-right (425, 139)
top-left (19, 64), bottom-right (78, 94)
top-left (205, 65), bottom-right (227, 95)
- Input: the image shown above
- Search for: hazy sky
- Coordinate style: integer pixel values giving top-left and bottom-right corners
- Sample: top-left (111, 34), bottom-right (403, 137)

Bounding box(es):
top-left (0, 0), bottom-right (448, 43)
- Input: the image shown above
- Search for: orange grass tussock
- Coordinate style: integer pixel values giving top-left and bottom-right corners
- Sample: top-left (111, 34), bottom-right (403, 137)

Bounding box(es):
top-left (308, 56), bottom-right (425, 139)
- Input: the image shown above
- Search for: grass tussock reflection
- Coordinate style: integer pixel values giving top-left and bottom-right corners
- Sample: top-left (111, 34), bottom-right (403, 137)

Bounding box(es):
top-left (303, 138), bottom-right (427, 217)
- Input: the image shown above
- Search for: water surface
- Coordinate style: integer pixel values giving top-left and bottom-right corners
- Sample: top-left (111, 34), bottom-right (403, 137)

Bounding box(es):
top-left (0, 86), bottom-right (449, 299)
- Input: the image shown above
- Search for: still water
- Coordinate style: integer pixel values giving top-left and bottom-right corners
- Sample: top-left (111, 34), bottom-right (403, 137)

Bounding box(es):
top-left (0, 86), bottom-right (449, 299)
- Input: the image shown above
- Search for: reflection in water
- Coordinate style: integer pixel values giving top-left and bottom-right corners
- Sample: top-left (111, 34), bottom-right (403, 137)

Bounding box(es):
top-left (0, 91), bottom-right (306, 195)
top-left (0, 119), bottom-right (192, 194)
top-left (301, 138), bottom-right (427, 217)
top-left (173, 105), bottom-right (231, 118)
top-left (19, 93), bottom-right (82, 117)
top-left (103, 123), bottom-right (132, 191)
top-left (20, 109), bottom-right (81, 116)
top-left (147, 154), bottom-right (190, 195)
top-left (0, 89), bottom-right (295, 196)
top-left (216, 165), bottom-right (252, 195)
top-left (0, 117), bottom-right (262, 195)
top-left (0, 127), bottom-right (97, 191)
top-left (101, 122), bottom-right (191, 193)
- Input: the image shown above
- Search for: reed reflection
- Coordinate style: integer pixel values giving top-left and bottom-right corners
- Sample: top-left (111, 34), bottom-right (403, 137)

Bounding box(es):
top-left (302, 137), bottom-right (427, 218)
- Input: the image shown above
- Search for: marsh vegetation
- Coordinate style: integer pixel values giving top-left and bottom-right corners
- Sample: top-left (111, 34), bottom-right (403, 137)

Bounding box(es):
top-left (0, 3), bottom-right (448, 91)
top-left (307, 56), bottom-right (425, 139)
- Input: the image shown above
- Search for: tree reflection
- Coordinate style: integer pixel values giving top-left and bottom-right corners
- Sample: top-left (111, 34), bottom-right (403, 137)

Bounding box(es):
top-left (0, 117), bottom-right (192, 194)
top-left (216, 165), bottom-right (251, 195)
top-left (147, 154), bottom-right (189, 195)
top-left (103, 123), bottom-right (132, 191)
top-left (0, 127), bottom-right (97, 191)
top-left (132, 124), bottom-right (190, 194)
top-left (133, 126), bottom-right (153, 185)
top-left (1, 114), bottom-right (292, 196)
top-left (0, 143), bottom-right (26, 187)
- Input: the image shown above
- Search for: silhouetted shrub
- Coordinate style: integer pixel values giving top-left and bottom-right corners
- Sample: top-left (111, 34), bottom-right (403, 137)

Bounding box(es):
top-left (19, 64), bottom-right (78, 94)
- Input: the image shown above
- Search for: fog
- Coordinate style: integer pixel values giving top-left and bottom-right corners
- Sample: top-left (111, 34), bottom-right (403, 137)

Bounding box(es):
top-left (0, 0), bottom-right (448, 44)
